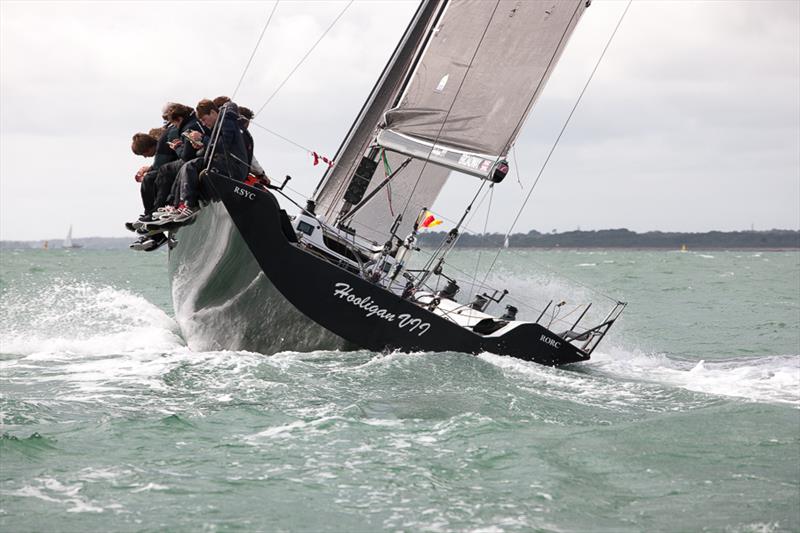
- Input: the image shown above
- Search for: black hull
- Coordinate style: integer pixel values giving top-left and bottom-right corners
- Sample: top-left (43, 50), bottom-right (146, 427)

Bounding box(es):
top-left (167, 201), bottom-right (352, 353)
top-left (184, 174), bottom-right (590, 366)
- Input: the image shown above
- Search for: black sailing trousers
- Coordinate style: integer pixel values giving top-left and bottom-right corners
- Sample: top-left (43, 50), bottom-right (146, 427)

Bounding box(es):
top-left (139, 169), bottom-right (158, 216)
top-left (154, 159), bottom-right (184, 209)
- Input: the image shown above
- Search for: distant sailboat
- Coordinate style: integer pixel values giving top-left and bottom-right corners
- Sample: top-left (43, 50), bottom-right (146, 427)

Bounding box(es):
top-left (62, 225), bottom-right (82, 249)
top-left (504, 235), bottom-right (510, 249)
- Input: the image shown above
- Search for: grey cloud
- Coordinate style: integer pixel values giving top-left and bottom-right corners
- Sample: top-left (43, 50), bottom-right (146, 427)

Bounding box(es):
top-left (0, 0), bottom-right (798, 241)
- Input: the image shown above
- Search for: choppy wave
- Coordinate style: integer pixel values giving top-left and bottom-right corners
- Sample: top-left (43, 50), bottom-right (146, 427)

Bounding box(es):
top-left (1, 477), bottom-right (105, 514)
top-left (0, 280), bottom-right (184, 357)
top-left (2, 280), bottom-right (797, 414)
top-left (587, 347), bottom-right (800, 407)
top-left (479, 347), bottom-right (800, 409)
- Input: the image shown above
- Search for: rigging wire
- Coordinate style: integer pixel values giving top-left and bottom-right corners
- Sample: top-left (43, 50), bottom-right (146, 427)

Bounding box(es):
top-left (479, 0), bottom-right (634, 302)
top-left (247, 125), bottom-right (604, 319)
top-left (254, 0), bottom-right (354, 117)
top-left (232, 1), bottom-right (280, 100)
top-left (232, 0), bottom-right (622, 322)
top-left (272, 169), bottom-right (597, 329)
top-left (511, 145), bottom-right (523, 190)
top-left (249, 120), bottom-right (317, 154)
top-left (218, 1), bottom-right (576, 325)
top-left (469, 185), bottom-right (493, 302)
top-left (336, 213), bottom-right (584, 328)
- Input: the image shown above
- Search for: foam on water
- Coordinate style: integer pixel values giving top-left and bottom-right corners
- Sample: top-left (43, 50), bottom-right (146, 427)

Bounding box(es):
top-left (1, 280), bottom-right (184, 357)
top-left (478, 352), bottom-right (695, 413)
top-left (589, 346), bottom-right (800, 406)
top-left (1, 478), bottom-right (105, 514)
top-left (3, 276), bottom-right (796, 415)
top-left (2, 249), bottom-right (797, 531)
top-left (479, 346), bottom-right (800, 409)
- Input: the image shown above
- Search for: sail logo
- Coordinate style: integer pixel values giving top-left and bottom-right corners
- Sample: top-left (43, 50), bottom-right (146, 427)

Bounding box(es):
top-left (333, 282), bottom-right (431, 336)
top-left (539, 334), bottom-right (561, 349)
top-left (234, 186), bottom-right (256, 200)
top-left (458, 154), bottom-right (491, 172)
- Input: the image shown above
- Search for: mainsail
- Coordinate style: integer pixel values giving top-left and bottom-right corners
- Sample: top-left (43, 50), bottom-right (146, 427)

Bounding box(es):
top-left (63, 225), bottom-right (73, 248)
top-left (312, 0), bottom-right (447, 228)
top-left (313, 0), bottom-right (588, 243)
top-left (380, 0), bottom-right (588, 177)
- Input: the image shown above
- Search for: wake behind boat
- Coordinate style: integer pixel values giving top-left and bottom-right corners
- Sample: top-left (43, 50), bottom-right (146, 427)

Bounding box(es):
top-left (165, 0), bottom-right (626, 365)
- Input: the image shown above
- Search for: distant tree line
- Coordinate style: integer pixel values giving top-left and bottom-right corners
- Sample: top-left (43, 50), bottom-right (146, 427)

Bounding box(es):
top-left (2, 229), bottom-right (799, 251)
top-left (417, 229), bottom-right (800, 249)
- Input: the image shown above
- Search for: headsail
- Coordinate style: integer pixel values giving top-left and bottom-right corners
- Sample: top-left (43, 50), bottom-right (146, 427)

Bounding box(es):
top-left (378, 0), bottom-right (588, 178)
top-left (313, 0), bottom-right (588, 243)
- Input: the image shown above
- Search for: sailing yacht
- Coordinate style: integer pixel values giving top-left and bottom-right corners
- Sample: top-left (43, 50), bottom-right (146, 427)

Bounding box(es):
top-left (62, 225), bottom-right (82, 249)
top-left (167, 0), bottom-right (624, 365)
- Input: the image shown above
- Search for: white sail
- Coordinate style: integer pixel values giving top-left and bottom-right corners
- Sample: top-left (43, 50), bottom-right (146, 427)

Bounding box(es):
top-left (63, 225), bottom-right (73, 248)
top-left (312, 0), bottom-right (447, 226)
top-left (314, 0), bottom-right (588, 243)
top-left (379, 0), bottom-right (588, 178)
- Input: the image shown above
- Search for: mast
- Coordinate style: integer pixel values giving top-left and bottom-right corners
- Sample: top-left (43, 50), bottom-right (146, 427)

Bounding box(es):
top-left (314, 0), bottom-right (589, 246)
top-left (312, 0), bottom-right (448, 223)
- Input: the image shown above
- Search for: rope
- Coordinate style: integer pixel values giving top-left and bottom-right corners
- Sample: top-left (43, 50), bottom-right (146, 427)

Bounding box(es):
top-left (503, 1), bottom-right (584, 156)
top-left (254, 0), bottom-right (354, 117)
top-left (469, 185), bottom-right (493, 301)
top-left (232, 1), bottom-right (280, 100)
top-left (249, 120), bottom-right (317, 154)
top-left (337, 214), bottom-right (589, 326)
top-left (381, 150), bottom-right (396, 216)
top-left (480, 0), bottom-right (633, 300)
top-left (511, 145), bottom-right (523, 189)
top-left (219, 1), bottom-right (575, 323)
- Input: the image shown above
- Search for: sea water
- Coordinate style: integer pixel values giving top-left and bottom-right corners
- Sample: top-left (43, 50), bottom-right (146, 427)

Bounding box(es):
top-left (1, 248), bottom-right (798, 532)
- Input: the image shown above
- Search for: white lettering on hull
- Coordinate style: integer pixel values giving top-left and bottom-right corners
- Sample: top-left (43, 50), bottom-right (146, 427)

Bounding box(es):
top-left (539, 334), bottom-right (561, 349)
top-left (333, 282), bottom-right (431, 336)
top-left (234, 186), bottom-right (256, 200)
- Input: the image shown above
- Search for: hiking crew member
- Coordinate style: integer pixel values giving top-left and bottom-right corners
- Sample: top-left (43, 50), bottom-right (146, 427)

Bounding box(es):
top-left (126, 97), bottom-right (263, 249)
top-left (167, 100), bottom-right (249, 224)
top-left (130, 122), bottom-right (179, 221)
top-left (239, 106), bottom-right (270, 187)
top-left (150, 103), bottom-right (201, 216)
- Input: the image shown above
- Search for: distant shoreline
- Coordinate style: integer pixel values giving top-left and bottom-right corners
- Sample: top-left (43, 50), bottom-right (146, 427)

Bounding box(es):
top-left (453, 246), bottom-right (799, 252)
top-left (1, 229), bottom-right (798, 251)
top-left (419, 228), bottom-right (800, 250)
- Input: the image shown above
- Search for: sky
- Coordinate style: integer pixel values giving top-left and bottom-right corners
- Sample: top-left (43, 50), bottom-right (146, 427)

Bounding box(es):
top-left (1, 0), bottom-right (798, 241)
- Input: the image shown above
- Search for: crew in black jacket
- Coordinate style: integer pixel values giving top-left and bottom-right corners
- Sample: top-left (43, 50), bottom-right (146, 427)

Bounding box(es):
top-left (148, 103), bottom-right (205, 217)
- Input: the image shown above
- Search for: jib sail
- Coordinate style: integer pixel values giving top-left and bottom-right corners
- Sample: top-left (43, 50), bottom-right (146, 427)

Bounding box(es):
top-left (313, 0), bottom-right (588, 243)
top-left (378, 0), bottom-right (588, 178)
